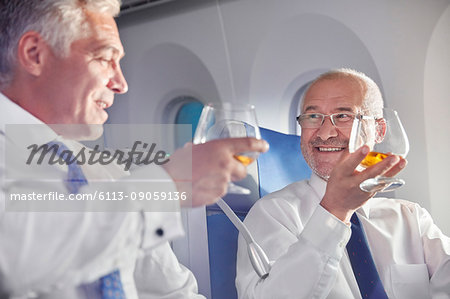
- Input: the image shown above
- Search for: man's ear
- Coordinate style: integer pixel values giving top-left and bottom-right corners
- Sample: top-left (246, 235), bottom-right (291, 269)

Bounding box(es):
top-left (16, 31), bottom-right (49, 76)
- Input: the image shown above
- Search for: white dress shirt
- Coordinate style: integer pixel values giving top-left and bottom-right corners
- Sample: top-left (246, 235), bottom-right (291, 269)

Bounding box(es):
top-left (0, 93), bottom-right (203, 298)
top-left (236, 173), bottom-right (450, 299)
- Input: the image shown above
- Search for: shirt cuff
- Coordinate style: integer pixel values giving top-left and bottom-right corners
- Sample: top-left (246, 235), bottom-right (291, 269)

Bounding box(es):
top-left (300, 205), bottom-right (351, 259)
top-left (135, 165), bottom-right (185, 249)
top-left (141, 211), bottom-right (185, 250)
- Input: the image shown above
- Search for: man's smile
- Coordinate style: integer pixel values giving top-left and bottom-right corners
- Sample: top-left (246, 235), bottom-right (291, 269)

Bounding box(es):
top-left (317, 147), bottom-right (345, 152)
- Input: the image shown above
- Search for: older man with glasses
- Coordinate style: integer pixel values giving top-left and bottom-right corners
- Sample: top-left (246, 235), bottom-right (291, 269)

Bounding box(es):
top-left (236, 68), bottom-right (450, 299)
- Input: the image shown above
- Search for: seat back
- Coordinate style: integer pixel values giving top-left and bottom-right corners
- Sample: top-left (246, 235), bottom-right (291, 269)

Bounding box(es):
top-left (206, 127), bottom-right (311, 299)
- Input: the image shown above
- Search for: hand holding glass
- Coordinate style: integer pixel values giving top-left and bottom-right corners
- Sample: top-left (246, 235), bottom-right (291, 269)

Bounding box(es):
top-left (193, 102), bottom-right (261, 194)
top-left (349, 108), bottom-right (409, 193)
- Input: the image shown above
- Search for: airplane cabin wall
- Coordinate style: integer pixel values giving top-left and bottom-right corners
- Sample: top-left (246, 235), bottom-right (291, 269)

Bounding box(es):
top-left (110, 0), bottom-right (450, 234)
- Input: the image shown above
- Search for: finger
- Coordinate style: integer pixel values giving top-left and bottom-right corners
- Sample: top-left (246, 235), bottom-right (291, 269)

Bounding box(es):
top-left (225, 137), bottom-right (269, 154)
top-left (383, 157), bottom-right (407, 177)
top-left (360, 154), bottom-right (400, 181)
top-left (340, 145), bottom-right (370, 175)
top-left (230, 161), bottom-right (247, 181)
top-left (195, 184), bottom-right (227, 201)
top-left (192, 176), bottom-right (229, 205)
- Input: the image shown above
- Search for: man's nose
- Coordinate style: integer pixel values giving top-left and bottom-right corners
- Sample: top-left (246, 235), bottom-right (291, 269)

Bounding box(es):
top-left (316, 117), bottom-right (338, 140)
top-left (107, 64), bottom-right (128, 94)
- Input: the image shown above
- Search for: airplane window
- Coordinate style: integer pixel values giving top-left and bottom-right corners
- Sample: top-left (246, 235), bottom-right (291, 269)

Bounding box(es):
top-left (174, 100), bottom-right (204, 148)
top-left (292, 83), bottom-right (310, 135)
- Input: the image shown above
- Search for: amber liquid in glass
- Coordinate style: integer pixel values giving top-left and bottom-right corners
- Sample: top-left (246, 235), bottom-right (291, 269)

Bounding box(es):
top-left (360, 151), bottom-right (389, 168)
top-left (234, 155), bottom-right (255, 166)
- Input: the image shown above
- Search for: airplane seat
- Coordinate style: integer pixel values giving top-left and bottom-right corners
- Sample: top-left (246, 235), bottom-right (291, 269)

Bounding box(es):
top-left (206, 127), bottom-right (311, 299)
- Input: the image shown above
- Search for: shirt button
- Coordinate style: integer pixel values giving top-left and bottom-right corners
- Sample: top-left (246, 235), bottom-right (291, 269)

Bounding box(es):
top-left (156, 228), bottom-right (164, 237)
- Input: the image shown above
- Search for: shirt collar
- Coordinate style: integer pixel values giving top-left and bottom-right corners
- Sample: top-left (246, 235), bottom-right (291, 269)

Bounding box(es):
top-left (308, 172), bottom-right (371, 219)
top-left (0, 92), bottom-right (59, 146)
top-left (0, 92), bottom-right (43, 127)
top-left (309, 172), bottom-right (327, 200)
top-left (358, 199), bottom-right (371, 219)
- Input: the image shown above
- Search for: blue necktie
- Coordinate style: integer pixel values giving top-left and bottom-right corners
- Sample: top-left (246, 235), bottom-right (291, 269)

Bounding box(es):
top-left (46, 141), bottom-right (87, 194)
top-left (99, 269), bottom-right (126, 299)
top-left (346, 213), bottom-right (388, 299)
top-left (47, 141), bottom-right (126, 299)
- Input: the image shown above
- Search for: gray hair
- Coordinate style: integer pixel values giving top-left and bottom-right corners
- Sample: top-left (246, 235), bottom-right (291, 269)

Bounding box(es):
top-left (300, 68), bottom-right (384, 118)
top-left (0, 0), bottom-right (121, 89)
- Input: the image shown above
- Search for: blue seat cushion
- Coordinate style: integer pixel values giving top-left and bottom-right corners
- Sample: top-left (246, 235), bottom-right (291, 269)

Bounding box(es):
top-left (258, 127), bottom-right (311, 197)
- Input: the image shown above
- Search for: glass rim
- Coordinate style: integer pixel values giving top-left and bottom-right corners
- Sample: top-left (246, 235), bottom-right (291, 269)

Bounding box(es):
top-left (205, 101), bottom-right (256, 111)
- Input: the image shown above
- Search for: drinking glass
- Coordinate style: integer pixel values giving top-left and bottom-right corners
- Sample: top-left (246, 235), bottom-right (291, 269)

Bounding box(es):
top-left (349, 108), bottom-right (409, 192)
top-left (193, 102), bottom-right (261, 194)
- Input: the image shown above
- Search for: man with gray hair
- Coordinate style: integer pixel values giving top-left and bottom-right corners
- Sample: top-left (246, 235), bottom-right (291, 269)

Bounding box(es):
top-left (0, 0), bottom-right (268, 298)
top-left (236, 68), bottom-right (450, 298)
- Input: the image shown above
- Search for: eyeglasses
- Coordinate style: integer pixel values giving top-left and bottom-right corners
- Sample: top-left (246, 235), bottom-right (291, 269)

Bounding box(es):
top-left (296, 112), bottom-right (373, 129)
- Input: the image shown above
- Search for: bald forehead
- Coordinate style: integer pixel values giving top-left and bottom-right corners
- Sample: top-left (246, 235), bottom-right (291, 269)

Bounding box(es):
top-left (311, 74), bottom-right (366, 93)
top-left (301, 76), bottom-right (366, 113)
